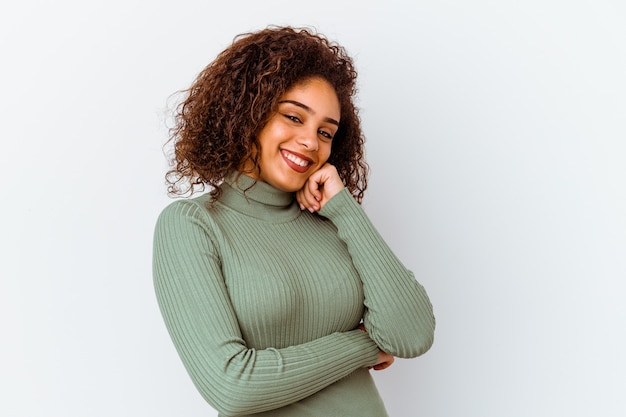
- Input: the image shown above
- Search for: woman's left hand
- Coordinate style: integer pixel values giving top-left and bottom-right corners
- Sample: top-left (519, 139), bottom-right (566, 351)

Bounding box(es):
top-left (296, 163), bottom-right (344, 212)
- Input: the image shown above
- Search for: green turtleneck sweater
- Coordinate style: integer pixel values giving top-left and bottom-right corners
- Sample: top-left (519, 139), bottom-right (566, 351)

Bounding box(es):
top-left (153, 174), bottom-right (435, 417)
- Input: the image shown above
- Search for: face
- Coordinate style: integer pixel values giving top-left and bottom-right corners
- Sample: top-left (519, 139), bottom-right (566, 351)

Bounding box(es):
top-left (244, 77), bottom-right (341, 192)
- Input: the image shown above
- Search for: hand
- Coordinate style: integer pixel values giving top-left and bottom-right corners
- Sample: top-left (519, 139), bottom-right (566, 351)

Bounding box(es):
top-left (296, 163), bottom-right (344, 212)
top-left (357, 324), bottom-right (395, 371)
top-left (372, 350), bottom-right (395, 371)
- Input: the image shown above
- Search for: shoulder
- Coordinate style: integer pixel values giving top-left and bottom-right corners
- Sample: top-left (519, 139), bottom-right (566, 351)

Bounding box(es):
top-left (155, 193), bottom-right (217, 232)
top-left (153, 194), bottom-right (226, 259)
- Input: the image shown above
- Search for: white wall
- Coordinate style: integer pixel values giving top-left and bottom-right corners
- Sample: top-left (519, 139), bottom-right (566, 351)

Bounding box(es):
top-left (1, 1), bottom-right (624, 416)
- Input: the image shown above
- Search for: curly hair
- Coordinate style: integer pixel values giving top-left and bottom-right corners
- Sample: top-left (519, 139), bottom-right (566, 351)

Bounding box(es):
top-left (165, 26), bottom-right (369, 202)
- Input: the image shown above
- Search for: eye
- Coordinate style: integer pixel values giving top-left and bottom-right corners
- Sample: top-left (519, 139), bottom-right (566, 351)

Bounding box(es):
top-left (318, 129), bottom-right (334, 140)
top-left (284, 114), bottom-right (302, 123)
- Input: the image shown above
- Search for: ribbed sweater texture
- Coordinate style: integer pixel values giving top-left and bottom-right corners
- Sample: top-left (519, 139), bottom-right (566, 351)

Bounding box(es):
top-left (153, 174), bottom-right (435, 417)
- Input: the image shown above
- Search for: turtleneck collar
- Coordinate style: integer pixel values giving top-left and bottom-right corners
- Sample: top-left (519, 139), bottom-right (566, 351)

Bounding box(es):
top-left (218, 172), bottom-right (301, 222)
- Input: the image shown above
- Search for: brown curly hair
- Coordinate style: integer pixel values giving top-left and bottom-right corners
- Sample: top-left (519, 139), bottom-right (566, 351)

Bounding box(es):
top-left (165, 26), bottom-right (369, 202)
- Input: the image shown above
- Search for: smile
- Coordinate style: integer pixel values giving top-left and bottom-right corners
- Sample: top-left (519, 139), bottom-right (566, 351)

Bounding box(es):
top-left (281, 150), bottom-right (313, 173)
top-left (284, 152), bottom-right (308, 167)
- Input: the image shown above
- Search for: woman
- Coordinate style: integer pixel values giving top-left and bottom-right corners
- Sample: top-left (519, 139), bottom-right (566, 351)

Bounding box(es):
top-left (153, 26), bottom-right (435, 417)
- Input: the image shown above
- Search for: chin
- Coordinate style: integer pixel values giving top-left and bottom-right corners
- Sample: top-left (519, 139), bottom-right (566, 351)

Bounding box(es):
top-left (271, 177), bottom-right (305, 193)
top-left (260, 168), bottom-right (309, 192)
top-left (276, 182), bottom-right (303, 193)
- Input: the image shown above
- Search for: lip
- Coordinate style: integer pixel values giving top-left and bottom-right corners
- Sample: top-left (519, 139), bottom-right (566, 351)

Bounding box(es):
top-left (281, 149), bottom-right (314, 174)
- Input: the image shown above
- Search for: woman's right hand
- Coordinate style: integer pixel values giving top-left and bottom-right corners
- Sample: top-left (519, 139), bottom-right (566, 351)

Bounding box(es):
top-left (372, 350), bottom-right (394, 371)
top-left (358, 324), bottom-right (395, 371)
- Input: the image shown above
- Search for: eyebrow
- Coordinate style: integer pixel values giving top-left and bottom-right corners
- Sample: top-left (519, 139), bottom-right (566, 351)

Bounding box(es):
top-left (278, 99), bottom-right (340, 126)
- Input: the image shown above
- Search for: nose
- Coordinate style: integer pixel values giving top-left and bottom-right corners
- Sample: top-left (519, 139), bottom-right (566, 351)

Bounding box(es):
top-left (297, 128), bottom-right (318, 151)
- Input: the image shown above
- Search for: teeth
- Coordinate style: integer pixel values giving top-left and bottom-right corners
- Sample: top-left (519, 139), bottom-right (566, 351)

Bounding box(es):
top-left (284, 152), bottom-right (309, 167)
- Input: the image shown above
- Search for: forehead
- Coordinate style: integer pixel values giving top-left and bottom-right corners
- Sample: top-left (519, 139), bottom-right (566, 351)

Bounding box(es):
top-left (281, 77), bottom-right (340, 118)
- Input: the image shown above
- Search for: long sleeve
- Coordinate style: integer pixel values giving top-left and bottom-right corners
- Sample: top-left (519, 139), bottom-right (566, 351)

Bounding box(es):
top-left (319, 189), bottom-right (436, 358)
top-left (153, 200), bottom-right (380, 416)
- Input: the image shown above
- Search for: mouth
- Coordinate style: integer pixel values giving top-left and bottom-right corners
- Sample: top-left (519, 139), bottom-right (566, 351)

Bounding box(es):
top-left (281, 149), bottom-right (314, 173)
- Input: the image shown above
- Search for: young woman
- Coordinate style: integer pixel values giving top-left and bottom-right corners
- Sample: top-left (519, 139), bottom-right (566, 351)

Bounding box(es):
top-left (153, 26), bottom-right (435, 417)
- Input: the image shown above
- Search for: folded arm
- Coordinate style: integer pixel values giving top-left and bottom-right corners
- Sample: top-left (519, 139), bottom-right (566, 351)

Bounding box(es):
top-left (153, 201), bottom-right (380, 416)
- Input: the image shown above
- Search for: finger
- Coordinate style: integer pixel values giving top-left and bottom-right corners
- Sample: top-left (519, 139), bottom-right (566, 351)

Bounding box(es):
top-left (305, 173), bottom-right (323, 202)
top-left (297, 182), bottom-right (320, 212)
top-left (373, 359), bottom-right (393, 371)
top-left (296, 188), bottom-right (307, 209)
top-left (373, 352), bottom-right (394, 371)
top-left (314, 164), bottom-right (344, 204)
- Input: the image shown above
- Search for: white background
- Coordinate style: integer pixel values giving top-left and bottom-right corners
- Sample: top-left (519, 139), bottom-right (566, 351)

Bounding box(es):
top-left (1, 1), bottom-right (625, 416)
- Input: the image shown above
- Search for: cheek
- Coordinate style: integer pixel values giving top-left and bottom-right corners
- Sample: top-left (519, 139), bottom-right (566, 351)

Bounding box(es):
top-left (319, 142), bottom-right (332, 164)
